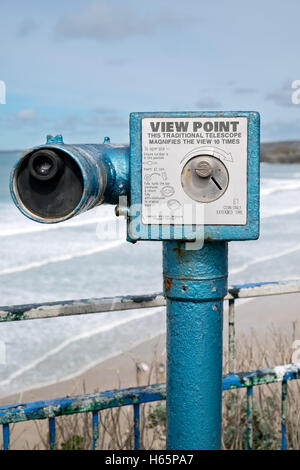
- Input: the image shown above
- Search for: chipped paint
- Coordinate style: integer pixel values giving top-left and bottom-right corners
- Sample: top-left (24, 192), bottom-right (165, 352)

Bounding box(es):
top-left (0, 281), bottom-right (299, 322)
top-left (0, 384), bottom-right (166, 425)
top-left (228, 279), bottom-right (300, 299)
top-left (274, 363), bottom-right (300, 381)
top-left (1, 364), bottom-right (299, 428)
top-left (0, 293), bottom-right (166, 322)
top-left (223, 363), bottom-right (300, 390)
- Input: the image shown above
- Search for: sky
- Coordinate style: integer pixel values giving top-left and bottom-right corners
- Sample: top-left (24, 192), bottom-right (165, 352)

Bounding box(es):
top-left (1, 0), bottom-right (300, 150)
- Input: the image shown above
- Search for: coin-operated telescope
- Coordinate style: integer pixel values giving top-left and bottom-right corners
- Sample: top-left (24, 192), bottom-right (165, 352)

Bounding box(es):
top-left (10, 112), bottom-right (260, 450)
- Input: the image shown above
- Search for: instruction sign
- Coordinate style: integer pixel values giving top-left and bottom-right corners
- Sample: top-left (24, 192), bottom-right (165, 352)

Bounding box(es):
top-left (141, 117), bottom-right (248, 225)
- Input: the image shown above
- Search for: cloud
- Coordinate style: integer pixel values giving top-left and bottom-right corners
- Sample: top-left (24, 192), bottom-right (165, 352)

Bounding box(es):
top-left (15, 108), bottom-right (37, 121)
top-left (17, 19), bottom-right (38, 37)
top-left (0, 106), bottom-right (127, 141)
top-left (55, 0), bottom-right (189, 41)
top-left (0, 109), bottom-right (39, 131)
top-left (52, 111), bottom-right (127, 134)
top-left (89, 115), bottom-right (127, 128)
top-left (0, 107), bottom-right (128, 148)
top-left (88, 108), bottom-right (127, 128)
top-left (105, 58), bottom-right (130, 66)
top-left (93, 106), bottom-right (119, 114)
top-left (234, 87), bottom-right (257, 95)
top-left (195, 97), bottom-right (222, 109)
top-left (53, 114), bottom-right (83, 132)
top-left (265, 81), bottom-right (297, 108)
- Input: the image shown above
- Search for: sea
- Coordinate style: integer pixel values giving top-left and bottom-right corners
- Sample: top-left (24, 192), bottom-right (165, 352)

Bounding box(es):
top-left (0, 150), bottom-right (300, 398)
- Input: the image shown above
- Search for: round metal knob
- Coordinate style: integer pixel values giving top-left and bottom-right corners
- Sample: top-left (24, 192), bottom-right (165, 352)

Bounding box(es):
top-left (195, 160), bottom-right (213, 178)
top-left (181, 154), bottom-right (229, 203)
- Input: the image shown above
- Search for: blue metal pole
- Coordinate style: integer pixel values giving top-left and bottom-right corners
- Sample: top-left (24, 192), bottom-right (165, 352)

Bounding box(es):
top-left (163, 240), bottom-right (228, 450)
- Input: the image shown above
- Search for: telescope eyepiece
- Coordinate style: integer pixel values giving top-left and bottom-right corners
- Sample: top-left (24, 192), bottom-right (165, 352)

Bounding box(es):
top-left (13, 147), bottom-right (85, 221)
top-left (29, 150), bottom-right (63, 181)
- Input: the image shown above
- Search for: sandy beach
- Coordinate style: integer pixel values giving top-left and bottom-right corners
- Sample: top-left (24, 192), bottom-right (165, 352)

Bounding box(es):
top-left (1, 292), bottom-right (299, 449)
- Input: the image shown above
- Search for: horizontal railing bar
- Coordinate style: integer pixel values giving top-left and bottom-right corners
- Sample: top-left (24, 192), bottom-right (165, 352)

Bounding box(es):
top-left (0, 293), bottom-right (166, 322)
top-left (227, 279), bottom-right (300, 299)
top-left (1, 363), bottom-right (299, 425)
top-left (0, 384), bottom-right (166, 425)
top-left (222, 363), bottom-right (300, 390)
top-left (0, 280), bottom-right (300, 323)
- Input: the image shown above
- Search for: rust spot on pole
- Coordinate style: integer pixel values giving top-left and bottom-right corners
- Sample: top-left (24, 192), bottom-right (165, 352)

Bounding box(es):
top-left (173, 241), bottom-right (183, 258)
top-left (164, 278), bottom-right (173, 291)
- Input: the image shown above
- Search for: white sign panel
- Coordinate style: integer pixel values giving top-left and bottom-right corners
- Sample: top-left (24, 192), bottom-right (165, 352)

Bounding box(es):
top-left (141, 117), bottom-right (248, 226)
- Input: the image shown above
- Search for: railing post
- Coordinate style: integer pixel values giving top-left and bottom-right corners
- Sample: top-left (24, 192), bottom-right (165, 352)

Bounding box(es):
top-left (246, 386), bottom-right (253, 450)
top-left (163, 241), bottom-right (228, 450)
top-left (281, 381), bottom-right (287, 450)
top-left (228, 299), bottom-right (236, 373)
